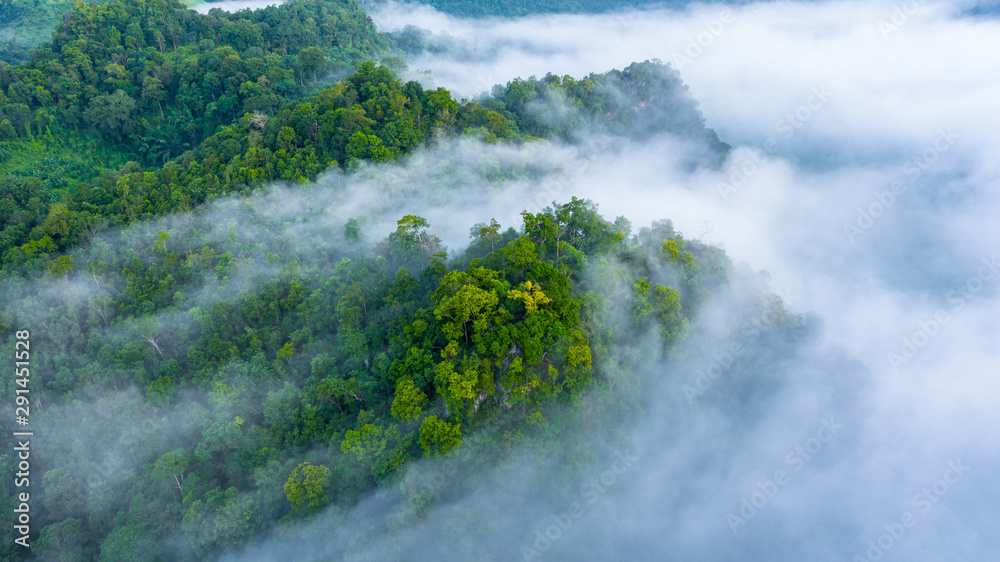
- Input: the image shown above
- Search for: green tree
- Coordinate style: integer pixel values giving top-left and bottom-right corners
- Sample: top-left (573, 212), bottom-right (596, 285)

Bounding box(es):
top-left (419, 416), bottom-right (462, 457)
top-left (47, 255), bottom-right (74, 279)
top-left (391, 377), bottom-right (427, 421)
top-left (340, 423), bottom-right (388, 464)
top-left (83, 90), bottom-right (137, 142)
top-left (297, 47), bottom-right (326, 81)
top-left (36, 517), bottom-right (89, 562)
top-left (142, 77), bottom-right (166, 119)
top-left (284, 463), bottom-right (332, 513)
top-left (434, 276), bottom-right (501, 342)
top-left (0, 119), bottom-right (16, 139)
top-left (146, 375), bottom-right (175, 406)
top-left (277, 342), bottom-right (295, 363)
top-left (478, 218), bottom-right (501, 252)
top-left (346, 131), bottom-right (394, 163)
top-left (153, 449), bottom-right (189, 496)
top-left (98, 523), bottom-right (159, 562)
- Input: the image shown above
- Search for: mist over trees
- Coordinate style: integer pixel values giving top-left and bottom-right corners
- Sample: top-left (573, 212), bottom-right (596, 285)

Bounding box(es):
top-left (1, 178), bottom-right (784, 558)
top-left (0, 54), bottom-right (727, 278)
top-left (0, 0), bottom-right (802, 560)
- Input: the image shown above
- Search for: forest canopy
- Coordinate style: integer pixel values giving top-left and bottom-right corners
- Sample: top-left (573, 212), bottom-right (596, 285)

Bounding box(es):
top-left (0, 55), bottom-right (727, 278)
top-left (0, 1), bottom-right (767, 559)
top-left (0, 184), bottom-right (774, 559)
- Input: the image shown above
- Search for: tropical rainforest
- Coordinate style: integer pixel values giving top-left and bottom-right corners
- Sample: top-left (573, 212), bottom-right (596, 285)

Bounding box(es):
top-left (0, 0), bottom-right (799, 560)
top-left (0, 0), bottom-right (694, 65)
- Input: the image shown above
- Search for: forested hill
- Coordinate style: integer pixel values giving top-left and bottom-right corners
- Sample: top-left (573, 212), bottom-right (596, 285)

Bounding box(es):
top-left (0, 0), bottom-right (397, 270)
top-left (0, 0), bottom-right (393, 161)
top-left (481, 61), bottom-right (730, 156)
top-left (1, 181), bottom-right (773, 559)
top-left (0, 59), bottom-right (519, 275)
top-left (0, 1), bottom-right (755, 559)
top-left (0, 56), bottom-right (728, 280)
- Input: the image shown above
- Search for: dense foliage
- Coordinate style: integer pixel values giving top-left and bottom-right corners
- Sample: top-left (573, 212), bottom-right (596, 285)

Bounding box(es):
top-left (0, 191), bottom-right (743, 559)
top-left (0, 57), bottom-right (726, 281)
top-left (480, 60), bottom-right (730, 156)
top-left (0, 1), bottom-right (754, 559)
top-left (0, 60), bottom-right (522, 273)
top-left (0, 0), bottom-right (393, 158)
top-left (0, 0), bottom-right (401, 264)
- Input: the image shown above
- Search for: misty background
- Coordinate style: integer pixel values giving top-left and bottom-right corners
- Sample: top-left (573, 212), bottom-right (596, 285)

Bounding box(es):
top-left (212, 0), bottom-right (1000, 559)
top-left (322, 0), bottom-right (1000, 559)
top-left (11, 0), bottom-right (1000, 559)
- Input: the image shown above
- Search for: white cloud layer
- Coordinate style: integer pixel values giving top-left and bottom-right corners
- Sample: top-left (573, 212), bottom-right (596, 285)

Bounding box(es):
top-left (307, 1), bottom-right (997, 560)
top-left (56, 0), bottom-right (1000, 559)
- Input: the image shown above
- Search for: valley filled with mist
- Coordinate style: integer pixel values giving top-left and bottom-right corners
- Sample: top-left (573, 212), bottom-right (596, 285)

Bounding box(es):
top-left (0, 0), bottom-right (998, 560)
